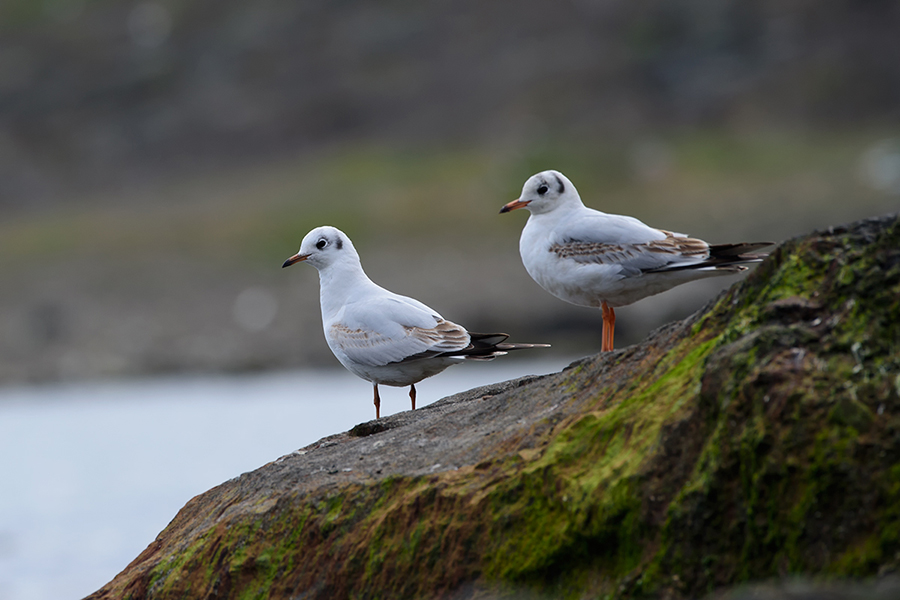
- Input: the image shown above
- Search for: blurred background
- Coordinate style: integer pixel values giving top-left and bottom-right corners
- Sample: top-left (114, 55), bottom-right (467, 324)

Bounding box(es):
top-left (1, 0), bottom-right (899, 383)
top-left (0, 1), bottom-right (899, 597)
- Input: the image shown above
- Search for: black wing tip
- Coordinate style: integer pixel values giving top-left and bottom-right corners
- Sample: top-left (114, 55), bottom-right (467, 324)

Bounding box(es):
top-left (468, 332), bottom-right (510, 346)
top-left (468, 332), bottom-right (551, 351)
top-left (645, 249), bottom-right (770, 274)
top-left (708, 242), bottom-right (776, 256)
top-left (443, 336), bottom-right (551, 359)
top-left (680, 241), bottom-right (775, 272)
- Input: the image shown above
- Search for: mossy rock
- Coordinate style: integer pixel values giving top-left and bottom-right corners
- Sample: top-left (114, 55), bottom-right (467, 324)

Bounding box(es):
top-left (89, 214), bottom-right (900, 600)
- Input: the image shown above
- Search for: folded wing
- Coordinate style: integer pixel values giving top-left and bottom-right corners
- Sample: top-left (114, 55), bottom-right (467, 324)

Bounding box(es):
top-left (329, 296), bottom-right (471, 367)
top-left (552, 229), bottom-right (770, 277)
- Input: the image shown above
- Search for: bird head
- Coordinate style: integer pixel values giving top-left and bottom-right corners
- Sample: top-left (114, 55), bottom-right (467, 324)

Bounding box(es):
top-left (282, 226), bottom-right (356, 270)
top-left (500, 170), bottom-right (580, 216)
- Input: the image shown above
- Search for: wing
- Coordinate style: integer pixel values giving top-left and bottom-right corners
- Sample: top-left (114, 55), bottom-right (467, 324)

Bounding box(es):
top-left (328, 296), bottom-right (471, 367)
top-left (546, 209), bottom-right (770, 277)
top-left (551, 211), bottom-right (710, 277)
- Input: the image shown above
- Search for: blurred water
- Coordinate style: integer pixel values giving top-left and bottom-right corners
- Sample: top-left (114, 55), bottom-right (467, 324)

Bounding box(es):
top-left (0, 357), bottom-right (572, 600)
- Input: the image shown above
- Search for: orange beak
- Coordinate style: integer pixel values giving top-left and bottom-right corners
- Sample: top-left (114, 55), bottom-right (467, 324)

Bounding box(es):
top-left (282, 253), bottom-right (310, 268)
top-left (499, 198), bottom-right (531, 214)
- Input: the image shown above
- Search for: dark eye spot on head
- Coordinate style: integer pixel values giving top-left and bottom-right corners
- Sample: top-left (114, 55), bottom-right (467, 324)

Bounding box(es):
top-left (537, 184), bottom-right (549, 195)
top-left (336, 238), bottom-right (343, 250)
top-left (316, 239), bottom-right (327, 250)
top-left (553, 174), bottom-right (565, 193)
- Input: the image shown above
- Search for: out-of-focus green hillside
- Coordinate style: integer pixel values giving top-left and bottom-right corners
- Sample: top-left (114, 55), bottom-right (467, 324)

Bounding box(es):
top-left (3, 132), bottom-right (897, 266)
top-left (1, 131), bottom-right (898, 384)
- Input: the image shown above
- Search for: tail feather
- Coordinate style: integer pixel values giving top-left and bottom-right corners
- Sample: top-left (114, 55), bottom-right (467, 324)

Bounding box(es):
top-left (444, 332), bottom-right (550, 360)
top-left (648, 241), bottom-right (773, 273)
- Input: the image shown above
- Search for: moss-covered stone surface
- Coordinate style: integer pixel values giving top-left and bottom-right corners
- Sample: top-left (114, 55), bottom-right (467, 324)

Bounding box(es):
top-left (88, 214), bottom-right (900, 600)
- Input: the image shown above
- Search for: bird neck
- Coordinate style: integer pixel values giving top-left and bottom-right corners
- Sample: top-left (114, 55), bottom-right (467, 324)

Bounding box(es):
top-left (528, 200), bottom-right (584, 227)
top-left (316, 257), bottom-right (379, 319)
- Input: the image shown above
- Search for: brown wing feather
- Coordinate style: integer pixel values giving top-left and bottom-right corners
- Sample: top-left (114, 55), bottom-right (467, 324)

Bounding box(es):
top-left (644, 231), bottom-right (710, 256)
top-left (402, 319), bottom-right (470, 351)
top-left (550, 241), bottom-right (627, 263)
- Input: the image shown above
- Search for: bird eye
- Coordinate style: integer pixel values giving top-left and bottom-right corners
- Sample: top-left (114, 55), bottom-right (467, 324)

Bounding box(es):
top-left (537, 184), bottom-right (549, 195)
top-left (316, 239), bottom-right (327, 250)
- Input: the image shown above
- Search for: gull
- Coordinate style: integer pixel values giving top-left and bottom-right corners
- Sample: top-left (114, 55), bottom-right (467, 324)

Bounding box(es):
top-left (500, 170), bottom-right (772, 352)
top-left (283, 226), bottom-right (549, 419)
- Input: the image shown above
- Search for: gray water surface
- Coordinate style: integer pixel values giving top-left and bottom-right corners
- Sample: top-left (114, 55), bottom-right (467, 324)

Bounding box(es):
top-left (0, 357), bottom-right (571, 600)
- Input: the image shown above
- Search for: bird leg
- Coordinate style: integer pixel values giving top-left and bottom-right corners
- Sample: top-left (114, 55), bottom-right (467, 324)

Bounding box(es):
top-left (373, 383), bottom-right (381, 419)
top-left (601, 302), bottom-right (609, 351)
top-left (601, 301), bottom-right (616, 352)
top-left (607, 304), bottom-right (616, 351)
top-left (409, 383), bottom-right (417, 411)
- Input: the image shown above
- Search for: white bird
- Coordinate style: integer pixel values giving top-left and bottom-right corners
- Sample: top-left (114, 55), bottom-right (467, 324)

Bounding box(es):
top-left (500, 170), bottom-right (771, 352)
top-left (283, 226), bottom-right (548, 419)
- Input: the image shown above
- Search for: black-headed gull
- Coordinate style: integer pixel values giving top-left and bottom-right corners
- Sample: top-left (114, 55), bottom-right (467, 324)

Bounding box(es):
top-left (500, 170), bottom-right (771, 352)
top-left (283, 226), bottom-right (549, 419)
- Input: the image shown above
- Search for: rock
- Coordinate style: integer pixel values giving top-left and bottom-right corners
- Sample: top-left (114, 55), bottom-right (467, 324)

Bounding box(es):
top-left (707, 577), bottom-right (900, 600)
top-left (87, 214), bottom-right (900, 600)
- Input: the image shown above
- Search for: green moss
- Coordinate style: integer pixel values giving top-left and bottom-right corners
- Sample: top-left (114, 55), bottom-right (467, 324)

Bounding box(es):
top-left (831, 534), bottom-right (884, 575)
top-left (828, 396), bottom-right (874, 431)
top-left (627, 216), bottom-right (900, 596)
top-left (476, 338), bottom-right (717, 597)
top-left (114, 215), bottom-right (900, 600)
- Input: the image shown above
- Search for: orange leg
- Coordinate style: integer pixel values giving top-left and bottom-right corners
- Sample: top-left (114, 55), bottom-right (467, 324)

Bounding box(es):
top-left (608, 304), bottom-right (616, 351)
top-left (409, 383), bottom-right (417, 411)
top-left (373, 383), bottom-right (381, 419)
top-left (601, 301), bottom-right (617, 352)
top-left (601, 302), bottom-right (609, 351)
